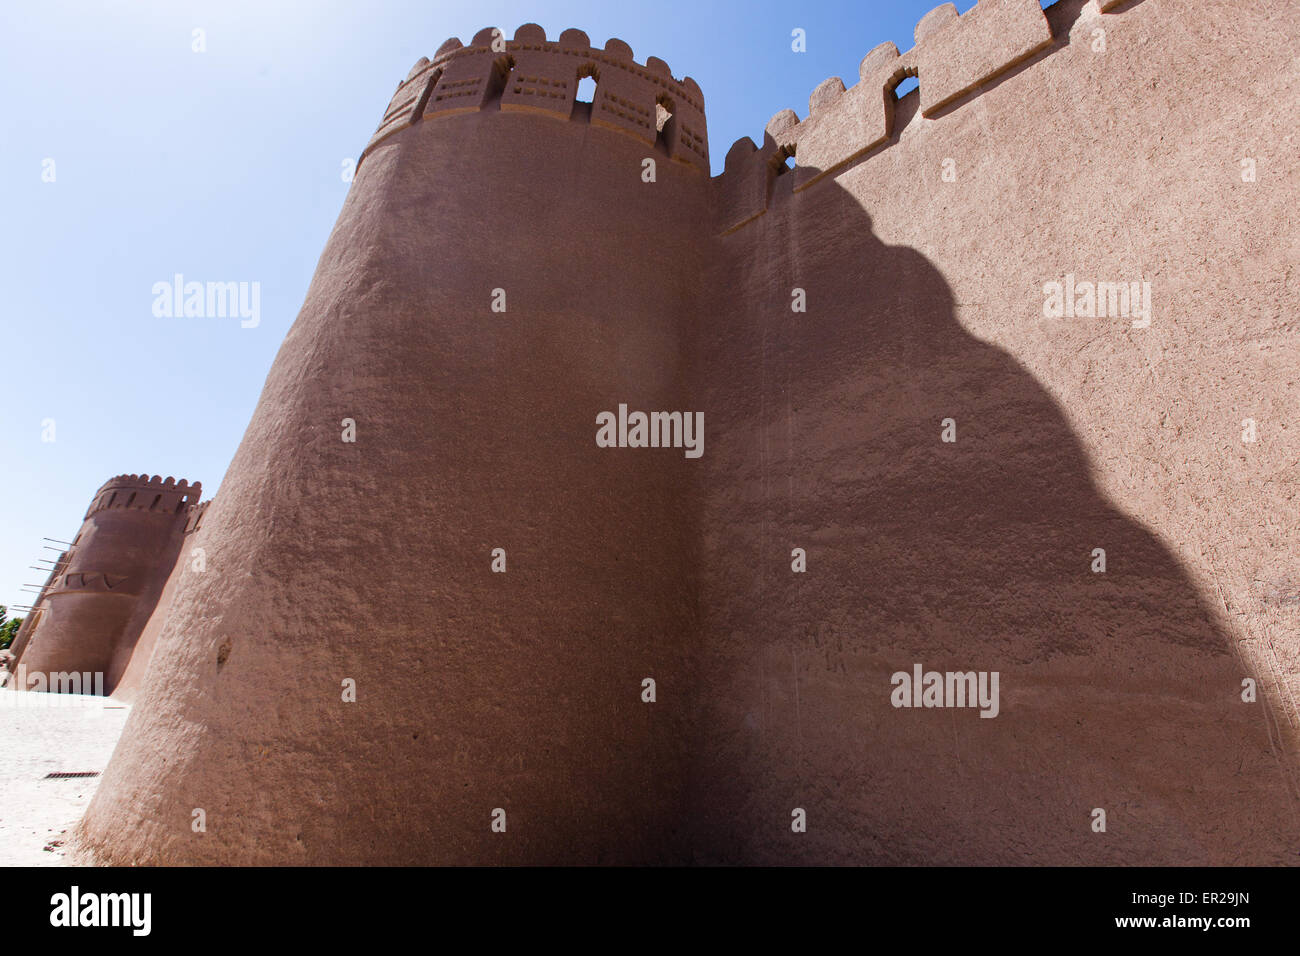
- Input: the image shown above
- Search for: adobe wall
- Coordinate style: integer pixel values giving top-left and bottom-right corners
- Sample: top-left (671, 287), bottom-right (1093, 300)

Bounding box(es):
top-left (71, 1), bottom-right (1299, 866)
top-left (76, 25), bottom-right (711, 865)
top-left (10, 475), bottom-right (200, 695)
top-left (691, 0), bottom-right (1300, 863)
top-left (4, 553), bottom-right (67, 668)
top-left (111, 501), bottom-right (210, 702)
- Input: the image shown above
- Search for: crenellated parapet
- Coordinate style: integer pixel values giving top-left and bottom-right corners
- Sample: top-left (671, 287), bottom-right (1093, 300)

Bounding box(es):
top-left (360, 24), bottom-right (708, 173)
top-left (85, 474), bottom-right (202, 520)
top-left (715, 0), bottom-right (1076, 233)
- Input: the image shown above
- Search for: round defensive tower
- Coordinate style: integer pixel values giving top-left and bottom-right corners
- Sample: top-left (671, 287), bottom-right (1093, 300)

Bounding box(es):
top-left (10, 474), bottom-right (200, 695)
top-left (77, 25), bottom-right (710, 864)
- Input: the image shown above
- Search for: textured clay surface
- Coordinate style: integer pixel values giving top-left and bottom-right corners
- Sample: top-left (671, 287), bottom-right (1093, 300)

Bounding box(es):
top-left (67, 0), bottom-right (1300, 864)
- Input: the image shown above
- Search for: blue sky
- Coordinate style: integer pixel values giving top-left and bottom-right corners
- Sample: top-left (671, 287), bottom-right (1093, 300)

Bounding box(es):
top-left (0, 0), bottom-right (1017, 614)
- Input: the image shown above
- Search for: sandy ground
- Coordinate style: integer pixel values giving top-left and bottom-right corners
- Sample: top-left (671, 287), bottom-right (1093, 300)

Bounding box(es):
top-left (0, 690), bottom-right (129, 866)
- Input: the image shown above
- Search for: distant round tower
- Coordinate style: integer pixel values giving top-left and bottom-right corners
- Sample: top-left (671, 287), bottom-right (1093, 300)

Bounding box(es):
top-left (10, 474), bottom-right (200, 695)
top-left (77, 25), bottom-right (710, 864)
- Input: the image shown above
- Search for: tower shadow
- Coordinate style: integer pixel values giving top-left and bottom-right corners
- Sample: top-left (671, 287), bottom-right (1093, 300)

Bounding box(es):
top-left (688, 152), bottom-right (1300, 865)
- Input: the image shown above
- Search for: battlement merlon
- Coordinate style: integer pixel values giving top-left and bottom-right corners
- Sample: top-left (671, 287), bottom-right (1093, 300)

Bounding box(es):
top-left (358, 24), bottom-right (708, 174)
top-left (715, 0), bottom-right (1083, 234)
top-left (85, 474), bottom-right (203, 520)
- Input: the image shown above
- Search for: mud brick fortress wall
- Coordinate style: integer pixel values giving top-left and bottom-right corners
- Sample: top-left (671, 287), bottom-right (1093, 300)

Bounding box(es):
top-left (11, 0), bottom-right (1295, 864)
top-left (691, 0), bottom-right (1300, 864)
top-left (6, 475), bottom-right (202, 697)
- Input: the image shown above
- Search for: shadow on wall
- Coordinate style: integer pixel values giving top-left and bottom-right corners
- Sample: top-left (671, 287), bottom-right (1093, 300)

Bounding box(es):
top-left (689, 150), bottom-right (1300, 865)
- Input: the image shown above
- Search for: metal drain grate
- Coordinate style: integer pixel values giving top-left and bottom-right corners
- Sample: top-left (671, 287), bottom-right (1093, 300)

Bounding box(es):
top-left (44, 771), bottom-right (100, 779)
